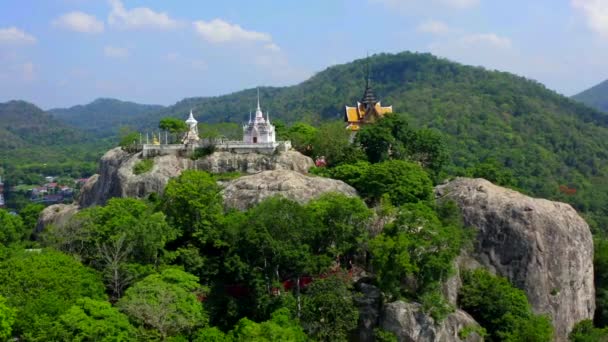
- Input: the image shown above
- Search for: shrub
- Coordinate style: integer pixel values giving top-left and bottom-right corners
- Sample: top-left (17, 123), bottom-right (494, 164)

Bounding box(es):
top-left (133, 159), bottom-right (154, 175)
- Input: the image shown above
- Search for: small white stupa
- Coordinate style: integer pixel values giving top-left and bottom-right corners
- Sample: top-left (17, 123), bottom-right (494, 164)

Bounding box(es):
top-left (183, 109), bottom-right (200, 143)
top-left (243, 89), bottom-right (275, 144)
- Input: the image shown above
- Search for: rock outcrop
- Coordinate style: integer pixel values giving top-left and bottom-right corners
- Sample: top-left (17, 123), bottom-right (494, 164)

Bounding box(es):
top-left (78, 147), bottom-right (188, 207)
top-left (435, 178), bottom-right (595, 340)
top-left (36, 203), bottom-right (80, 233)
top-left (78, 148), bottom-right (315, 208)
top-left (355, 283), bottom-right (383, 342)
top-left (222, 170), bottom-right (358, 210)
top-left (381, 301), bottom-right (483, 342)
top-left (197, 150), bottom-right (313, 174)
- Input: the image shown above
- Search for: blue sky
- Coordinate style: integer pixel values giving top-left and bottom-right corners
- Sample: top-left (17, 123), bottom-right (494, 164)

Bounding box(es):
top-left (0, 0), bottom-right (607, 109)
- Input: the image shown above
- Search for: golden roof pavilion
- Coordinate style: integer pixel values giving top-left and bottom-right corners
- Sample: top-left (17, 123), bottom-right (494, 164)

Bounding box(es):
top-left (345, 74), bottom-right (392, 131)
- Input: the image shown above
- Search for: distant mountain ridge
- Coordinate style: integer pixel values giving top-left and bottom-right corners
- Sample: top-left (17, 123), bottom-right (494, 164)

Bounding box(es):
top-left (573, 79), bottom-right (608, 113)
top-left (49, 98), bottom-right (165, 137)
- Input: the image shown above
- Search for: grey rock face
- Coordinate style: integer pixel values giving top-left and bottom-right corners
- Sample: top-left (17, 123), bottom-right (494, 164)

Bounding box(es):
top-left (435, 178), bottom-right (595, 340)
top-left (36, 203), bottom-right (80, 233)
top-left (78, 147), bottom-right (187, 207)
top-left (381, 301), bottom-right (483, 342)
top-left (78, 148), bottom-right (314, 208)
top-left (221, 170), bottom-right (358, 210)
top-left (196, 150), bottom-right (313, 174)
top-left (355, 283), bottom-right (383, 342)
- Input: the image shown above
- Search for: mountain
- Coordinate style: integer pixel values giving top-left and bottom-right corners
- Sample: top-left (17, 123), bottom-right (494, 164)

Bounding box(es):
top-left (49, 98), bottom-right (165, 137)
top-left (573, 79), bottom-right (608, 113)
top-left (130, 52), bottom-right (608, 225)
top-left (0, 100), bottom-right (110, 177)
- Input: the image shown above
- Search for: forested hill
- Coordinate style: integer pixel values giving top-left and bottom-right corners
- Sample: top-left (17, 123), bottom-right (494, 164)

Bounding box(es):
top-left (573, 79), bottom-right (608, 113)
top-left (0, 100), bottom-right (110, 180)
top-left (49, 98), bottom-right (164, 137)
top-left (135, 52), bottom-right (608, 224)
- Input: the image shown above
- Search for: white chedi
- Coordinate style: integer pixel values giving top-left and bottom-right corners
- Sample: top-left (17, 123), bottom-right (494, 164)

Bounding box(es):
top-left (243, 92), bottom-right (275, 144)
top-left (182, 110), bottom-right (200, 143)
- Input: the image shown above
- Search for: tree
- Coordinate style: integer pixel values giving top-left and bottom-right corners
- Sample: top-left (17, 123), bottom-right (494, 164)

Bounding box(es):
top-left (459, 269), bottom-right (553, 341)
top-left (0, 250), bottom-right (107, 338)
top-left (118, 126), bottom-right (140, 151)
top-left (300, 275), bottom-right (359, 341)
top-left (0, 295), bottom-right (15, 341)
top-left (310, 121), bottom-right (366, 166)
top-left (228, 308), bottom-right (307, 342)
top-left (569, 320), bottom-right (608, 342)
top-left (53, 298), bottom-right (136, 342)
top-left (0, 209), bottom-right (26, 246)
top-left (358, 160), bottom-right (433, 206)
top-left (18, 203), bottom-right (44, 234)
top-left (287, 122), bottom-right (318, 154)
top-left (159, 117), bottom-right (188, 134)
top-left (118, 269), bottom-right (207, 340)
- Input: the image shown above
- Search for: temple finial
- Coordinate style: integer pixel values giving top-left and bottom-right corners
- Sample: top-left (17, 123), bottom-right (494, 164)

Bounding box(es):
top-left (257, 88), bottom-right (261, 111)
top-left (249, 110), bottom-right (252, 123)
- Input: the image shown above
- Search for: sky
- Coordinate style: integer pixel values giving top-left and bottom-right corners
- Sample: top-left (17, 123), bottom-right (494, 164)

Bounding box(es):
top-left (1, 0), bottom-right (608, 109)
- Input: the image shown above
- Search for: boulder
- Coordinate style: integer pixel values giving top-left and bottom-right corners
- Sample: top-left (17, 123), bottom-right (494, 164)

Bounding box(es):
top-left (221, 170), bottom-right (358, 210)
top-left (197, 150), bottom-right (313, 174)
top-left (36, 203), bottom-right (80, 233)
top-left (435, 178), bottom-right (595, 340)
top-left (78, 148), bottom-right (315, 208)
top-left (381, 301), bottom-right (483, 342)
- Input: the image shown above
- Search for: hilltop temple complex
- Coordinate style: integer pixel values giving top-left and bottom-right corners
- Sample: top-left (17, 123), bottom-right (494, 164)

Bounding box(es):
top-left (345, 75), bottom-right (393, 131)
top-left (143, 92), bottom-right (290, 158)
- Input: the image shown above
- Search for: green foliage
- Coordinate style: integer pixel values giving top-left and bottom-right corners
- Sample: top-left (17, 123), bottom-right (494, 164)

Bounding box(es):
top-left (593, 238), bottom-right (608, 327)
top-left (18, 203), bottom-right (45, 233)
top-left (199, 122), bottom-right (242, 140)
top-left (228, 308), bottom-right (307, 342)
top-left (569, 320), bottom-right (608, 342)
top-left (358, 160), bottom-right (433, 206)
top-left (573, 79), bottom-right (608, 113)
top-left (374, 328), bottom-right (398, 342)
top-left (370, 202), bottom-right (467, 299)
top-left (118, 126), bottom-right (140, 151)
top-left (459, 325), bottom-right (488, 340)
top-left (0, 250), bottom-right (106, 339)
top-left (287, 122), bottom-right (318, 154)
top-left (467, 158), bottom-right (516, 186)
top-left (193, 327), bottom-right (231, 342)
top-left (309, 121), bottom-right (366, 166)
top-left (162, 170), bottom-right (223, 248)
top-left (420, 287), bottom-right (454, 322)
top-left (459, 269), bottom-right (553, 341)
top-left (300, 275), bottom-right (359, 341)
top-left (0, 296), bottom-right (15, 341)
top-left (133, 158), bottom-right (154, 175)
top-left (43, 197), bottom-right (177, 299)
top-left (118, 268), bottom-right (207, 340)
top-left (191, 145), bottom-right (216, 160)
top-left (53, 298), bottom-right (136, 342)
top-left (159, 117), bottom-right (188, 134)
top-left (0, 209), bottom-right (26, 246)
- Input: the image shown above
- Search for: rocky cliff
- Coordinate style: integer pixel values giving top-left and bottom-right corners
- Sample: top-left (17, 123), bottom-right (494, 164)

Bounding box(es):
top-left (78, 147), bottom-right (314, 207)
top-left (222, 170), bottom-right (358, 210)
top-left (435, 178), bottom-right (595, 341)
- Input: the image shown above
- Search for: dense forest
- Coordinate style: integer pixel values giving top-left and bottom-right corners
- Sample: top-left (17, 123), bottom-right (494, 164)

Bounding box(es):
top-left (573, 79), bottom-right (608, 113)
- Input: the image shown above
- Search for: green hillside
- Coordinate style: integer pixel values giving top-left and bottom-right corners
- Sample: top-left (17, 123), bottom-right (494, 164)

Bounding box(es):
top-left (136, 52), bottom-right (608, 227)
top-left (49, 98), bottom-right (164, 137)
top-left (0, 100), bottom-right (110, 184)
top-left (573, 79), bottom-right (608, 113)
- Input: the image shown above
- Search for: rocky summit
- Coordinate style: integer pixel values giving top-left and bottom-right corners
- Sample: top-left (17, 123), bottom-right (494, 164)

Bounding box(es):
top-left (436, 178), bottom-right (595, 341)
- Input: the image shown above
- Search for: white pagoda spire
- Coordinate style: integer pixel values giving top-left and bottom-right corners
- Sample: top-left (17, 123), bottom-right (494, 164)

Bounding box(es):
top-left (255, 88), bottom-right (264, 119)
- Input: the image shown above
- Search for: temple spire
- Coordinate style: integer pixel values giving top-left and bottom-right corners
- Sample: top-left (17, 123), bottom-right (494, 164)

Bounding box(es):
top-left (267, 110), bottom-right (270, 124)
top-left (257, 88), bottom-right (261, 112)
top-left (249, 110), bottom-right (252, 123)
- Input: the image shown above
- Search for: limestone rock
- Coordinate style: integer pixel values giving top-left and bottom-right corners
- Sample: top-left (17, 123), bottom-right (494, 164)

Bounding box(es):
top-left (196, 150), bottom-right (313, 174)
top-left (435, 178), bottom-right (595, 340)
top-left (221, 170), bottom-right (358, 210)
top-left (78, 147), bottom-right (188, 207)
top-left (381, 301), bottom-right (483, 342)
top-left (36, 203), bottom-right (79, 233)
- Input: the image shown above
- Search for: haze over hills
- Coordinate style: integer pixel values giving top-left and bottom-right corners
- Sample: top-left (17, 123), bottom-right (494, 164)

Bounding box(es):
top-left (572, 79), bottom-right (608, 113)
top-left (49, 98), bottom-right (165, 137)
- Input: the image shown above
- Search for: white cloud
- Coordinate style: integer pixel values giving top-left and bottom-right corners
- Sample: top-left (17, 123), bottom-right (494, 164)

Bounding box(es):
top-left (417, 20), bottom-right (450, 34)
top-left (52, 11), bottom-right (104, 33)
top-left (460, 33), bottom-right (512, 49)
top-left (372, 0), bottom-right (479, 10)
top-left (572, 0), bottom-right (608, 38)
top-left (108, 0), bottom-right (178, 30)
top-left (193, 19), bottom-right (272, 43)
top-left (104, 45), bottom-right (129, 58)
top-left (264, 43), bottom-right (281, 52)
top-left (0, 27), bottom-right (36, 45)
